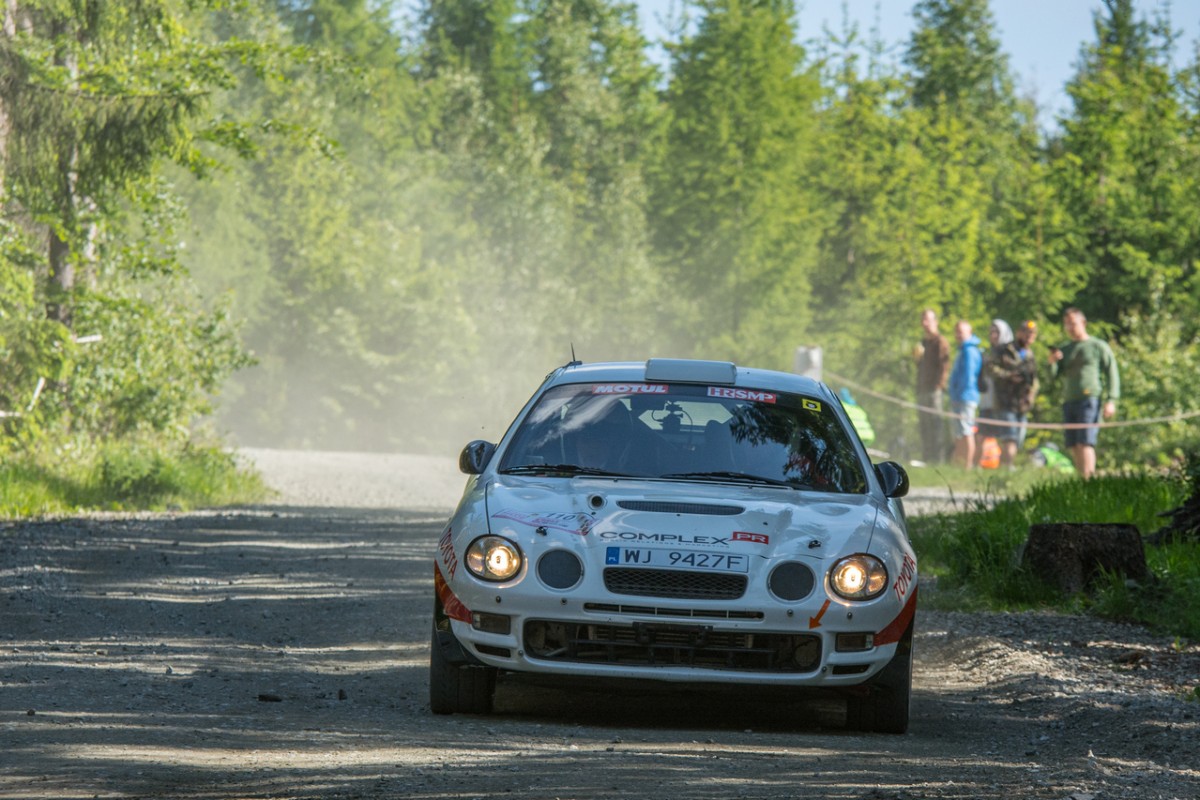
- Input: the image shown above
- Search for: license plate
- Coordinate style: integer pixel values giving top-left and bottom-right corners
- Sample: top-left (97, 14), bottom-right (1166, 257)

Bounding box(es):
top-left (604, 547), bottom-right (749, 573)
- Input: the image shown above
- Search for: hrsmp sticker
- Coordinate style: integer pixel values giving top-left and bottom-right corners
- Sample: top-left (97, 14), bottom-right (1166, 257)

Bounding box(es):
top-left (706, 387), bottom-right (777, 404)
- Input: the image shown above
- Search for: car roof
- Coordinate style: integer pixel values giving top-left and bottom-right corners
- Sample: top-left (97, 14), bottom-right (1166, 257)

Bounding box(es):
top-left (544, 359), bottom-right (833, 400)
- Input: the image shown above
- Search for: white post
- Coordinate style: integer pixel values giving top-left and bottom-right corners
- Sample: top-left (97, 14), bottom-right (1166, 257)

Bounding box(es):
top-left (794, 346), bottom-right (823, 381)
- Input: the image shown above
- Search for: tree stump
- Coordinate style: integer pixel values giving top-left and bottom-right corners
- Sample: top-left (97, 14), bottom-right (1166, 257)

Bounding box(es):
top-left (1022, 523), bottom-right (1148, 595)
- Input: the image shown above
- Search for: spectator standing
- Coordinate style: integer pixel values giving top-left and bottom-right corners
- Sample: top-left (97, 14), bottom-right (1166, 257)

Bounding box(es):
top-left (987, 319), bottom-right (1039, 468)
top-left (948, 320), bottom-right (983, 470)
top-left (976, 319), bottom-right (1013, 465)
top-left (914, 309), bottom-right (950, 464)
top-left (1048, 308), bottom-right (1119, 479)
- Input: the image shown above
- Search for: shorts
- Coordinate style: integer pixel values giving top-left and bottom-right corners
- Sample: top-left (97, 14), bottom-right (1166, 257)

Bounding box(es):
top-left (990, 409), bottom-right (1022, 442)
top-left (950, 400), bottom-right (977, 439)
top-left (1063, 397), bottom-right (1101, 448)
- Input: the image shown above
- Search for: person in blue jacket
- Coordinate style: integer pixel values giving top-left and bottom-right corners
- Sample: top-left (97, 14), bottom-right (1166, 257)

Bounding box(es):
top-left (948, 319), bottom-right (983, 469)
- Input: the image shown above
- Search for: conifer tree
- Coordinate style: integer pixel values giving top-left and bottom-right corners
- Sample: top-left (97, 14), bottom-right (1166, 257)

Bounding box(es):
top-left (1053, 0), bottom-right (1197, 325)
top-left (525, 0), bottom-right (666, 357)
top-left (650, 0), bottom-right (821, 367)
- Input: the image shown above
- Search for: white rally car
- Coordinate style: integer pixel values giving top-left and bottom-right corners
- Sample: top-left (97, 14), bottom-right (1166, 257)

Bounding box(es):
top-left (431, 359), bottom-right (917, 733)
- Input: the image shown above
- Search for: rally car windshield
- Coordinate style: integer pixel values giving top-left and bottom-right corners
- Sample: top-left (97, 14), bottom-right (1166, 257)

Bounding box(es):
top-left (498, 382), bottom-right (867, 493)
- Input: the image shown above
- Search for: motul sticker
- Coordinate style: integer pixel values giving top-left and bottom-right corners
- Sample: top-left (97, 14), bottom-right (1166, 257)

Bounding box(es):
top-left (802, 399), bottom-right (822, 412)
top-left (732, 531), bottom-right (770, 544)
top-left (707, 387), bottom-right (777, 404)
top-left (592, 384), bottom-right (668, 394)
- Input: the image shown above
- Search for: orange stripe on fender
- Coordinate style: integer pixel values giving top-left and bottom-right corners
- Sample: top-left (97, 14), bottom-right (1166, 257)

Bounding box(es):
top-left (434, 563), bottom-right (472, 623)
top-left (874, 587), bottom-right (919, 645)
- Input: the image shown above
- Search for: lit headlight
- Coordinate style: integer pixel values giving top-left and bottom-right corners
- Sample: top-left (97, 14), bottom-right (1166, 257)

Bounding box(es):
top-left (466, 536), bottom-right (523, 582)
top-left (829, 554), bottom-right (888, 600)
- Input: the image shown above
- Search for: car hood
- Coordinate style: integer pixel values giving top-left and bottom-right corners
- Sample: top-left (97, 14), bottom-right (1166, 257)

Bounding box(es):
top-left (482, 475), bottom-right (883, 558)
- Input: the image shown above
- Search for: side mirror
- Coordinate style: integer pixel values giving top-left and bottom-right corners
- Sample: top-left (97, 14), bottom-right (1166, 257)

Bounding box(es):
top-left (874, 461), bottom-right (909, 499)
top-left (459, 440), bottom-right (497, 475)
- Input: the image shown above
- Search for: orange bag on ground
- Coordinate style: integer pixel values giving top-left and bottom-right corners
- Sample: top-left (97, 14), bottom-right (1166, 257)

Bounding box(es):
top-left (979, 436), bottom-right (1001, 469)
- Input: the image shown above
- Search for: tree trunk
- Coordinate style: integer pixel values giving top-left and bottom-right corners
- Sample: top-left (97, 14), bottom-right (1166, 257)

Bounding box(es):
top-left (0, 1), bottom-right (17, 178)
top-left (47, 226), bottom-right (75, 325)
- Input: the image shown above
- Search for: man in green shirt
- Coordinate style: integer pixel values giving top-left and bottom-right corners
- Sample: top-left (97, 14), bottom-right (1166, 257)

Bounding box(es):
top-left (1047, 307), bottom-right (1120, 479)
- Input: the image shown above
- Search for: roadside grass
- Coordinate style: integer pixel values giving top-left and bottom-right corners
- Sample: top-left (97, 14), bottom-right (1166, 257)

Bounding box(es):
top-left (910, 473), bottom-right (1200, 639)
top-left (0, 438), bottom-right (269, 517)
top-left (903, 461), bottom-right (1073, 496)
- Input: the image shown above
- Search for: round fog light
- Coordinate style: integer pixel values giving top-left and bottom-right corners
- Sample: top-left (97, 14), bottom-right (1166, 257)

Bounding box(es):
top-left (768, 561), bottom-right (815, 601)
top-left (538, 550), bottom-right (583, 589)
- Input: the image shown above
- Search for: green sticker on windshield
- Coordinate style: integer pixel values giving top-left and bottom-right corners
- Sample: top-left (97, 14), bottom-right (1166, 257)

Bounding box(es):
top-left (803, 399), bottom-right (822, 412)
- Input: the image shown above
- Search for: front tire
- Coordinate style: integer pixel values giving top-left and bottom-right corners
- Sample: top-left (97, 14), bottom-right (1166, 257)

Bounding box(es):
top-left (429, 617), bottom-right (496, 715)
top-left (844, 622), bottom-right (913, 734)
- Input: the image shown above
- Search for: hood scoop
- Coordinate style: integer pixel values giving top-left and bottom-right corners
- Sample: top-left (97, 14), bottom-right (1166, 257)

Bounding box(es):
top-left (616, 500), bottom-right (744, 516)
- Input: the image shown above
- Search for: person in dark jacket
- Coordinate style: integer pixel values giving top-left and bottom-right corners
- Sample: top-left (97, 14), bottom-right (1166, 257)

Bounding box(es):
top-left (913, 308), bottom-right (950, 463)
top-left (948, 320), bottom-right (983, 470)
top-left (986, 319), bottom-right (1040, 468)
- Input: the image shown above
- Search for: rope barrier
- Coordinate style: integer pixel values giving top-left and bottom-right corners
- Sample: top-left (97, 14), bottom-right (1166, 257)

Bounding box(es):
top-left (824, 369), bottom-right (1200, 430)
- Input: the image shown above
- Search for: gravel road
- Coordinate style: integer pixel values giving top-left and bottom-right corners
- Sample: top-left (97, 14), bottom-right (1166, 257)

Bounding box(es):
top-left (0, 449), bottom-right (1197, 799)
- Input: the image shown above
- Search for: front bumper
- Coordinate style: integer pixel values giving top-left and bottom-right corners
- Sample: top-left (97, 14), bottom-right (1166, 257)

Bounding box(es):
top-left (435, 563), bottom-right (916, 688)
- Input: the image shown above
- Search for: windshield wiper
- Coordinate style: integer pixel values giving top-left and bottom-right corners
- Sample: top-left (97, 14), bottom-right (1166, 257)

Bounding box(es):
top-left (501, 463), bottom-right (631, 478)
top-left (660, 471), bottom-right (796, 488)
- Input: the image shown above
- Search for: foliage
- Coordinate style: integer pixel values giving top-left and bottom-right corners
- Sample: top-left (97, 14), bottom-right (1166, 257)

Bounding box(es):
top-left (1052, 0), bottom-right (1200, 326)
top-left (911, 472), bottom-right (1198, 637)
top-left (0, 436), bottom-right (268, 516)
top-left (1103, 301), bottom-right (1200, 467)
top-left (0, 223), bottom-right (74, 438)
top-left (650, 0), bottom-right (822, 368)
top-left (0, 0), bottom-right (282, 505)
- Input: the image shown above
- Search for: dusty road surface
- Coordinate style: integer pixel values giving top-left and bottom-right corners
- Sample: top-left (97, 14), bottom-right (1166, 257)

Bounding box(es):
top-left (1, 449), bottom-right (1197, 799)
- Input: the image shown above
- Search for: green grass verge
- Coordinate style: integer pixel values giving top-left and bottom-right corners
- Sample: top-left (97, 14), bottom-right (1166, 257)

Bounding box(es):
top-left (0, 439), bottom-right (269, 516)
top-left (910, 473), bottom-right (1200, 639)
top-left (903, 461), bottom-right (1075, 495)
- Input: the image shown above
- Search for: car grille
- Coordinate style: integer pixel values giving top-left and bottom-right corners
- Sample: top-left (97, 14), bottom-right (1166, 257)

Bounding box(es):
top-left (616, 500), bottom-right (744, 515)
top-left (603, 567), bottom-right (747, 600)
top-left (524, 620), bottom-right (821, 672)
top-left (583, 603), bottom-right (763, 621)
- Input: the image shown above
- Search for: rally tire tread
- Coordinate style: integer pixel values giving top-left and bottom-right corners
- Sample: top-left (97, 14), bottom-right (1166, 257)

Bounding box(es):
top-left (429, 620), bottom-right (496, 715)
top-left (844, 623), bottom-right (913, 734)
